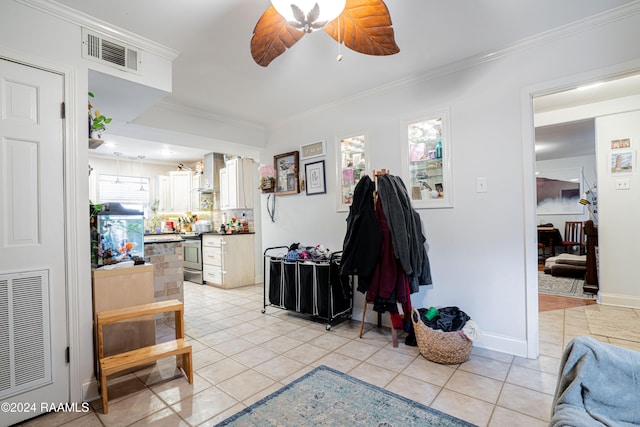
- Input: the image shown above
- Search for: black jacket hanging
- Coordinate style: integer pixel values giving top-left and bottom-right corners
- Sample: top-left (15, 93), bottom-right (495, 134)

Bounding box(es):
top-left (340, 175), bottom-right (382, 289)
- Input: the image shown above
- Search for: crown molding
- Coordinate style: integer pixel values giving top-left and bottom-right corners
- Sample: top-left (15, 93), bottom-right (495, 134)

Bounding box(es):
top-left (16, 0), bottom-right (180, 61)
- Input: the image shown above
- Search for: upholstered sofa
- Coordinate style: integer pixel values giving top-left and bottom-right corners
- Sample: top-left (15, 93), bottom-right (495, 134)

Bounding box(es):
top-left (550, 336), bottom-right (640, 426)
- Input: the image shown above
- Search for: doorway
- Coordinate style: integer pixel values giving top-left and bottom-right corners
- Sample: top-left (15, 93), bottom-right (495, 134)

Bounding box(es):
top-left (531, 72), bottom-right (640, 310)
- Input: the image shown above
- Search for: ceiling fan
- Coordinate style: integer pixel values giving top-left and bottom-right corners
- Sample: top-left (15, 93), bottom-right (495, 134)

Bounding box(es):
top-left (251, 0), bottom-right (400, 67)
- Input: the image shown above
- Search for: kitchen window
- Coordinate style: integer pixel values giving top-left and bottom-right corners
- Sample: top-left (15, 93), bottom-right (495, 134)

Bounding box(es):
top-left (98, 174), bottom-right (150, 214)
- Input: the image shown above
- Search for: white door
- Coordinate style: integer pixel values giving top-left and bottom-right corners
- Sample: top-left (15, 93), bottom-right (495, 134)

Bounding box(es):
top-left (0, 59), bottom-right (69, 426)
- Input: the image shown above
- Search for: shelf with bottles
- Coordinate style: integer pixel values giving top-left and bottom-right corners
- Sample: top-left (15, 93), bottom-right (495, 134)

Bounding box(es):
top-left (411, 179), bottom-right (443, 201)
top-left (404, 111), bottom-right (451, 208)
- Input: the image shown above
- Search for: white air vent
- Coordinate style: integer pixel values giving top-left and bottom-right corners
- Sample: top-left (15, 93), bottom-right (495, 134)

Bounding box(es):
top-left (82, 28), bottom-right (141, 74)
top-left (0, 270), bottom-right (52, 400)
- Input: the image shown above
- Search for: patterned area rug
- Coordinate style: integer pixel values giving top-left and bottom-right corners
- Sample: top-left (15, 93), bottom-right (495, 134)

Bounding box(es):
top-left (538, 271), bottom-right (595, 299)
top-left (215, 365), bottom-right (477, 426)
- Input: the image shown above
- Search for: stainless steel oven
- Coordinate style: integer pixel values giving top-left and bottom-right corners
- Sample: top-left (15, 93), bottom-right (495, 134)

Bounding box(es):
top-left (183, 235), bottom-right (203, 284)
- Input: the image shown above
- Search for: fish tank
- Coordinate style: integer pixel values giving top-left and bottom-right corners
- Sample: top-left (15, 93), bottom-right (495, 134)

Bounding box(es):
top-left (92, 203), bottom-right (144, 267)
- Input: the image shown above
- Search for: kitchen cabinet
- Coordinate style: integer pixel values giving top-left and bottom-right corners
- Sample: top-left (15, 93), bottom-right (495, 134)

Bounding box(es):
top-left (202, 233), bottom-right (255, 289)
top-left (170, 170), bottom-right (192, 212)
top-left (158, 171), bottom-right (193, 212)
top-left (157, 175), bottom-right (171, 212)
top-left (219, 167), bottom-right (229, 210)
top-left (191, 173), bottom-right (203, 211)
top-left (219, 158), bottom-right (254, 210)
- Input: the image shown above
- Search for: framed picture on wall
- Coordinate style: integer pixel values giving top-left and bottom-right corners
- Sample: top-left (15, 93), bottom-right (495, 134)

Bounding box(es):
top-left (300, 141), bottom-right (326, 160)
top-left (610, 138), bottom-right (631, 149)
top-left (610, 150), bottom-right (634, 174)
top-left (305, 160), bottom-right (326, 195)
top-left (274, 151), bottom-right (300, 195)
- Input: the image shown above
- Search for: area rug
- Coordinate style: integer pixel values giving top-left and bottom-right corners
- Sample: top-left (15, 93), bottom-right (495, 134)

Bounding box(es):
top-left (538, 271), bottom-right (595, 299)
top-left (215, 365), bottom-right (476, 426)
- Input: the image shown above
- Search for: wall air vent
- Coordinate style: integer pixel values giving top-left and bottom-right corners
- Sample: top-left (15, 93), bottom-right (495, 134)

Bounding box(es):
top-left (82, 28), bottom-right (141, 74)
top-left (0, 269), bottom-right (52, 400)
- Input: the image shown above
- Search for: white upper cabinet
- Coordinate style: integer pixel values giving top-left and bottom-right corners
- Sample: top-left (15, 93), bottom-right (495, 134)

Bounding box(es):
top-left (157, 175), bottom-right (171, 212)
top-left (170, 170), bottom-right (192, 212)
top-left (220, 158), bottom-right (254, 210)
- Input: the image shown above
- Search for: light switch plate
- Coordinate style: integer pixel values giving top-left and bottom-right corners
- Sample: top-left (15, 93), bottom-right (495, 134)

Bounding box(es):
top-left (476, 177), bottom-right (488, 193)
top-left (615, 178), bottom-right (630, 190)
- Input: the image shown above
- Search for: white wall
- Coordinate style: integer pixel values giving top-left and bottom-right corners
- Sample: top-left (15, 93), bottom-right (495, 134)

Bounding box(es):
top-left (260, 9), bottom-right (640, 356)
top-left (596, 111), bottom-right (640, 307)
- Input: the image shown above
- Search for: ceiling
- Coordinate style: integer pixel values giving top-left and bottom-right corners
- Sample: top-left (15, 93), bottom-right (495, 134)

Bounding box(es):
top-left (51, 0), bottom-right (638, 162)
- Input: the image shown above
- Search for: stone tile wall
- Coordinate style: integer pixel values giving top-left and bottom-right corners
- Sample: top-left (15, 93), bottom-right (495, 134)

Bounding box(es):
top-left (145, 241), bottom-right (184, 325)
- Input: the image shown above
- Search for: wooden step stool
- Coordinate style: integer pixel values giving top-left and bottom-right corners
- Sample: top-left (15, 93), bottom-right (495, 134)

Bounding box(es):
top-left (96, 299), bottom-right (193, 414)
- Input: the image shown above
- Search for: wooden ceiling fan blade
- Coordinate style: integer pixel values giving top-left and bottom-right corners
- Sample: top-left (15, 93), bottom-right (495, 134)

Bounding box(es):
top-left (325, 0), bottom-right (400, 56)
top-left (251, 6), bottom-right (305, 67)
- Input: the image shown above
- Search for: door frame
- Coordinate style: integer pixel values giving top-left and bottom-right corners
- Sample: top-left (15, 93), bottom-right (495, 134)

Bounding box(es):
top-left (0, 48), bottom-right (82, 402)
top-left (520, 60), bottom-right (640, 359)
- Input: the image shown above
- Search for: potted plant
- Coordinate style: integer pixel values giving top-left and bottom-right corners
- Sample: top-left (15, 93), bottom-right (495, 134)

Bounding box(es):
top-left (88, 92), bottom-right (112, 139)
top-left (90, 202), bottom-right (104, 267)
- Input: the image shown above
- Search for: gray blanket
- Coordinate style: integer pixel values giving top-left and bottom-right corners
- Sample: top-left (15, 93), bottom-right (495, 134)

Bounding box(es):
top-left (550, 336), bottom-right (640, 427)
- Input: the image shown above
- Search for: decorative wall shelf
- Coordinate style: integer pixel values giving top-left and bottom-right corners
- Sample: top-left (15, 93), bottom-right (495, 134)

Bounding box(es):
top-left (89, 138), bottom-right (104, 150)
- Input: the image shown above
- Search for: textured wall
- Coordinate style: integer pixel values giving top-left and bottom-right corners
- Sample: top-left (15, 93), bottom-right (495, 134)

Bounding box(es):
top-left (145, 241), bottom-right (184, 325)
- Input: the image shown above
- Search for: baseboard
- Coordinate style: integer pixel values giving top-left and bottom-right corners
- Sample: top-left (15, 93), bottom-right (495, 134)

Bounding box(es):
top-left (473, 333), bottom-right (530, 359)
top-left (83, 378), bottom-right (100, 403)
top-left (599, 292), bottom-right (640, 309)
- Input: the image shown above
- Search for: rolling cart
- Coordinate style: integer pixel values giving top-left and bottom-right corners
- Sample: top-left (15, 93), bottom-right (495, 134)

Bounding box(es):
top-left (262, 246), bottom-right (352, 330)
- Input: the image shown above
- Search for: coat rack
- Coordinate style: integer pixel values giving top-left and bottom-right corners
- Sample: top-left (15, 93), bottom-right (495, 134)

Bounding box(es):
top-left (358, 168), bottom-right (400, 347)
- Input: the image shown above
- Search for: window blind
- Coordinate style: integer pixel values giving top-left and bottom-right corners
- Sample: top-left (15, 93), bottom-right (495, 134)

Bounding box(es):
top-left (98, 174), bottom-right (149, 213)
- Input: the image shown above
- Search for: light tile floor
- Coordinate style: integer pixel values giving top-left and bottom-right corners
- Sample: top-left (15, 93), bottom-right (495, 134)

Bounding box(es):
top-left (21, 282), bottom-right (640, 427)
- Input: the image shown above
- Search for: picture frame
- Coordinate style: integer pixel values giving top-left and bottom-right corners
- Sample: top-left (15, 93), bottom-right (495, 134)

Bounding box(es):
top-left (611, 138), bottom-right (631, 150)
top-left (274, 151), bottom-right (300, 195)
top-left (610, 150), bottom-right (634, 174)
top-left (305, 160), bottom-right (326, 195)
top-left (300, 140), bottom-right (326, 160)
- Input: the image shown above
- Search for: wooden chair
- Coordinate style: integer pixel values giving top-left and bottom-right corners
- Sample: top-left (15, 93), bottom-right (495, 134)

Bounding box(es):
top-left (538, 242), bottom-right (551, 264)
top-left (560, 221), bottom-right (584, 254)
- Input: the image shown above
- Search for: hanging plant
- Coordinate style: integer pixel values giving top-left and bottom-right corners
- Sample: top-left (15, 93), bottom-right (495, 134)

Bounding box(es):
top-left (88, 92), bottom-right (112, 138)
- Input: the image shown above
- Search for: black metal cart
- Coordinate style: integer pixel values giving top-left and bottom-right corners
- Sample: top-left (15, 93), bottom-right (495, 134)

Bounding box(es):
top-left (262, 246), bottom-right (352, 330)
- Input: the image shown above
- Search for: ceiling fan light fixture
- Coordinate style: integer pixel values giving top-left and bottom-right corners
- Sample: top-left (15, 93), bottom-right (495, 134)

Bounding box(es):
top-left (271, 0), bottom-right (346, 32)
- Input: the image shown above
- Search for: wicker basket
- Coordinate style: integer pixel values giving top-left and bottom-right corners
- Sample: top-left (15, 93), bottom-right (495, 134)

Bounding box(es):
top-left (411, 308), bottom-right (472, 365)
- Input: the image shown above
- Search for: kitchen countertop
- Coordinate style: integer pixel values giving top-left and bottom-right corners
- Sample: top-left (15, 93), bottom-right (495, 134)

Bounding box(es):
top-left (200, 231), bottom-right (255, 236)
top-left (144, 234), bottom-right (184, 243)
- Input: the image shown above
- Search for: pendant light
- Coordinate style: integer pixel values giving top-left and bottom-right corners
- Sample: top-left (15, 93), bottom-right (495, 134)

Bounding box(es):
top-left (114, 152), bottom-right (122, 184)
top-left (137, 155), bottom-right (146, 191)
